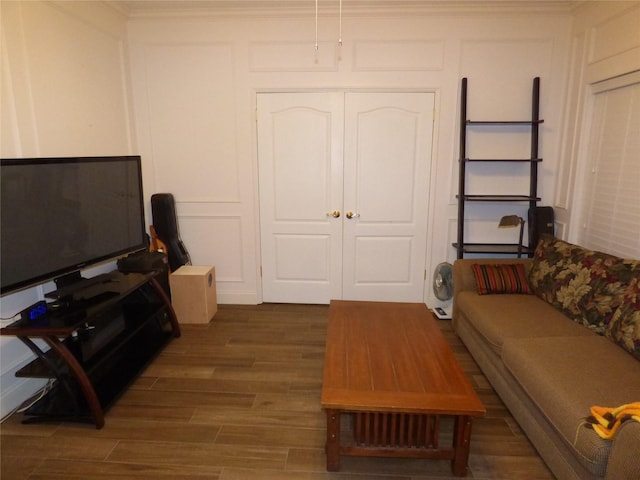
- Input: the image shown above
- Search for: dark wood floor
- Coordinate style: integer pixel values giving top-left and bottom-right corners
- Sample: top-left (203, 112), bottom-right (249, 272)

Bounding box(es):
top-left (1, 303), bottom-right (554, 479)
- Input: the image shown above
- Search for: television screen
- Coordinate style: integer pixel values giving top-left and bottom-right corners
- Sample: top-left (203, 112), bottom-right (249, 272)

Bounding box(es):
top-left (1, 156), bottom-right (147, 295)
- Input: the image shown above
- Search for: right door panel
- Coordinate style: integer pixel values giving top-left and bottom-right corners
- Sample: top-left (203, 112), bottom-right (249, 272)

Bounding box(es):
top-left (342, 92), bottom-right (434, 302)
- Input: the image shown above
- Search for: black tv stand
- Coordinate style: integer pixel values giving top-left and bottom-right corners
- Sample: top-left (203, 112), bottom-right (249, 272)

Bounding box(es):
top-left (0, 270), bottom-right (180, 428)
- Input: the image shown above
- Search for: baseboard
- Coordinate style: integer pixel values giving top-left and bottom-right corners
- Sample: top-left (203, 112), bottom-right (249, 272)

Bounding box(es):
top-left (216, 291), bottom-right (260, 305)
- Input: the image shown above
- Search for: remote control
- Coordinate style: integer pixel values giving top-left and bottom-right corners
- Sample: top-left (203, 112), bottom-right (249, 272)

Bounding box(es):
top-left (433, 307), bottom-right (451, 319)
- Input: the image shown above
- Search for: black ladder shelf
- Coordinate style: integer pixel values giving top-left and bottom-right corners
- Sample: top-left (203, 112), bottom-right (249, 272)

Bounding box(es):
top-left (453, 77), bottom-right (543, 259)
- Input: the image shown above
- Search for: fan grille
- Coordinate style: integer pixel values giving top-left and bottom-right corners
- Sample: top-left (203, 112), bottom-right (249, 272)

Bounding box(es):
top-left (432, 262), bottom-right (453, 301)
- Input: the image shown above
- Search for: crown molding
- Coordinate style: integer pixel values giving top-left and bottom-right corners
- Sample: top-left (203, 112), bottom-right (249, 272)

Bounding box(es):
top-left (111, 0), bottom-right (576, 19)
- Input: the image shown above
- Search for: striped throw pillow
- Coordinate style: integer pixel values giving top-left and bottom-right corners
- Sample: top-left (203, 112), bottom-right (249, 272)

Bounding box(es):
top-left (471, 263), bottom-right (531, 295)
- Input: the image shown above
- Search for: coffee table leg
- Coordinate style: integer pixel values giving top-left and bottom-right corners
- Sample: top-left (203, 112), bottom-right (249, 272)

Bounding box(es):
top-left (452, 415), bottom-right (472, 476)
top-left (325, 409), bottom-right (341, 471)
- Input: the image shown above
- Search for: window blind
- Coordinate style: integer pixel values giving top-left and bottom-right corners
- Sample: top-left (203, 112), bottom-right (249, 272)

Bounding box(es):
top-left (579, 73), bottom-right (640, 259)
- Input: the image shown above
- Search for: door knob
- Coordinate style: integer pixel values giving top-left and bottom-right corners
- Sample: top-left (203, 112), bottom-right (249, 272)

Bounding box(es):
top-left (326, 210), bottom-right (341, 218)
top-left (346, 211), bottom-right (360, 219)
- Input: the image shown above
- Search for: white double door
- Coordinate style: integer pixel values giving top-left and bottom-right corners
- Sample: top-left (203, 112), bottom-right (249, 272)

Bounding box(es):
top-left (258, 91), bottom-right (434, 304)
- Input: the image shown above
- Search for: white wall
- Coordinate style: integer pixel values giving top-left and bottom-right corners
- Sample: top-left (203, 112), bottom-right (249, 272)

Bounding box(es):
top-left (126, 3), bottom-right (573, 306)
top-left (0, 1), bottom-right (134, 419)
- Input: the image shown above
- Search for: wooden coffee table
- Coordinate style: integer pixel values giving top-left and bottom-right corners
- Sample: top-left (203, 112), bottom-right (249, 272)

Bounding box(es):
top-left (321, 300), bottom-right (485, 476)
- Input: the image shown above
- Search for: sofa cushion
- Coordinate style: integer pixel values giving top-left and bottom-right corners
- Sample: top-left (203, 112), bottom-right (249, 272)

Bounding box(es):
top-left (606, 280), bottom-right (640, 361)
top-left (501, 335), bottom-right (640, 476)
top-left (456, 292), bottom-right (593, 355)
top-left (471, 263), bottom-right (531, 295)
top-left (529, 235), bottom-right (640, 335)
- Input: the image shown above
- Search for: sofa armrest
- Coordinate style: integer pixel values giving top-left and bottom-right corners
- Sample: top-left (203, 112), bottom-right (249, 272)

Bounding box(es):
top-left (452, 258), bottom-right (532, 326)
top-left (605, 420), bottom-right (640, 480)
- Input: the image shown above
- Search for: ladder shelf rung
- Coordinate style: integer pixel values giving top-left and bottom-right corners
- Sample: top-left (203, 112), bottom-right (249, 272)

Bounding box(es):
top-left (452, 243), bottom-right (535, 255)
top-left (460, 195), bottom-right (541, 202)
top-left (462, 158), bottom-right (542, 163)
top-left (466, 120), bottom-right (544, 125)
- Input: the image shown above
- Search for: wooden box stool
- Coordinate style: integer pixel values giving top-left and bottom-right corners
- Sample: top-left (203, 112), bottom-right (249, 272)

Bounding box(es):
top-left (169, 266), bottom-right (217, 324)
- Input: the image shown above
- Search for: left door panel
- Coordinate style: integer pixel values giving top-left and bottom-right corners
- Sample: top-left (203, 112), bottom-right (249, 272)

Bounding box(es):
top-left (257, 93), bottom-right (344, 303)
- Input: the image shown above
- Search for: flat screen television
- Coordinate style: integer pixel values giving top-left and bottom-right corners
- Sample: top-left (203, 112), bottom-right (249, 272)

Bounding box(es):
top-left (1, 156), bottom-right (147, 296)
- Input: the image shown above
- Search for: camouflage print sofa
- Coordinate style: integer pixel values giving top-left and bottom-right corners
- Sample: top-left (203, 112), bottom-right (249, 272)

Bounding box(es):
top-left (452, 235), bottom-right (640, 480)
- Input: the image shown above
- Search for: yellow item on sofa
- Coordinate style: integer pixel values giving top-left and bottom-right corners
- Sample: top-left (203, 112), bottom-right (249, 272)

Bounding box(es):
top-left (585, 402), bottom-right (640, 440)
